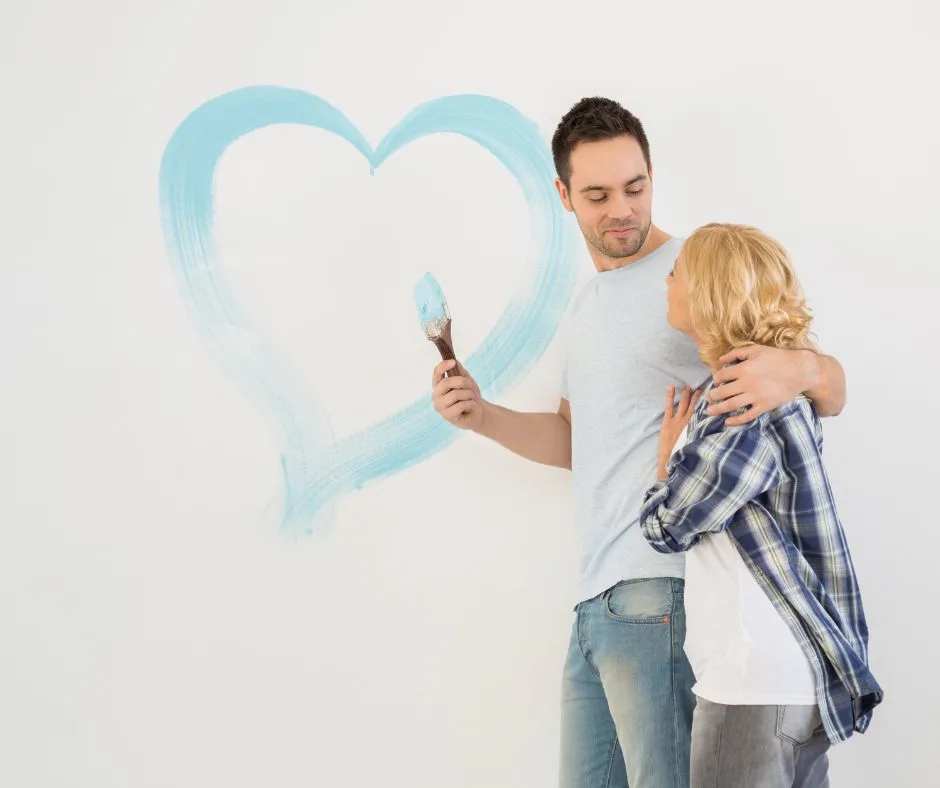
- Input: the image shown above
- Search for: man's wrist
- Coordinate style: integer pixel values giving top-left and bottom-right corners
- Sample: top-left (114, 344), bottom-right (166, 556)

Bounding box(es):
top-left (471, 399), bottom-right (494, 436)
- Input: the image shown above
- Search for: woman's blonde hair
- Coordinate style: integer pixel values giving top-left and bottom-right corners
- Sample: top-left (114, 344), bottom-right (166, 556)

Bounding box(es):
top-left (682, 223), bottom-right (816, 368)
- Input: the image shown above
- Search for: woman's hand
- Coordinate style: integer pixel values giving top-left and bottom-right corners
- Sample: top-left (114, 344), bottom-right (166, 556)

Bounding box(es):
top-left (657, 386), bottom-right (701, 479)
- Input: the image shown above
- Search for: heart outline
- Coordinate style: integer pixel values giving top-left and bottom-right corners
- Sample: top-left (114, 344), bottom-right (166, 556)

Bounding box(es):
top-left (159, 86), bottom-right (579, 538)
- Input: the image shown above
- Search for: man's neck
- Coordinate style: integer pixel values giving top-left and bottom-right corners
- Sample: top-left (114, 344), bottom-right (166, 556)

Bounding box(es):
top-left (590, 225), bottom-right (672, 272)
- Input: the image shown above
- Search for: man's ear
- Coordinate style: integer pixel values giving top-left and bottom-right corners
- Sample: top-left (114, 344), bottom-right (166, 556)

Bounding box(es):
top-left (554, 177), bottom-right (574, 213)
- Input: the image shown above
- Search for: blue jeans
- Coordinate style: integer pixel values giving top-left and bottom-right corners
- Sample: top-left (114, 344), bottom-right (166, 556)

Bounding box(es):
top-left (560, 578), bottom-right (695, 788)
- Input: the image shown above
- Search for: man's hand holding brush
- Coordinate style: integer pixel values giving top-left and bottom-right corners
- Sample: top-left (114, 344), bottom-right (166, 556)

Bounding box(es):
top-left (431, 359), bottom-right (484, 431)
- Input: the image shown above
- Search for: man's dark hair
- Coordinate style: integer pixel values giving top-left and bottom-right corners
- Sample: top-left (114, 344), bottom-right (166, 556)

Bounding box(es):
top-left (551, 97), bottom-right (651, 188)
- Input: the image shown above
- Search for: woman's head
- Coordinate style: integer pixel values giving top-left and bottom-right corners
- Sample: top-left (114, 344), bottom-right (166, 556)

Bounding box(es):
top-left (666, 223), bottom-right (815, 368)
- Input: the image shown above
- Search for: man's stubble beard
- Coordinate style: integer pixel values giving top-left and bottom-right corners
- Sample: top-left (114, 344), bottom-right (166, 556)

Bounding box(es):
top-left (585, 218), bottom-right (652, 259)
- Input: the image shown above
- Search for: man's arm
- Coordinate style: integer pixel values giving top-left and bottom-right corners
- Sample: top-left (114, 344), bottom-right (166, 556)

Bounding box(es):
top-left (640, 417), bottom-right (781, 553)
top-left (431, 359), bottom-right (572, 469)
top-left (706, 345), bottom-right (846, 426)
top-left (474, 398), bottom-right (572, 470)
top-left (803, 352), bottom-right (846, 417)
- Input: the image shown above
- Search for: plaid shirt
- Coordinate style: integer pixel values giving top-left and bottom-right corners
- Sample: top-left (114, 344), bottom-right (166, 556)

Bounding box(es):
top-left (640, 385), bottom-right (883, 744)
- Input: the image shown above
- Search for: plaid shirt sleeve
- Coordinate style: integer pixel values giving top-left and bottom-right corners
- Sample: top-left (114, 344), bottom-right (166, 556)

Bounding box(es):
top-left (640, 415), bottom-right (782, 553)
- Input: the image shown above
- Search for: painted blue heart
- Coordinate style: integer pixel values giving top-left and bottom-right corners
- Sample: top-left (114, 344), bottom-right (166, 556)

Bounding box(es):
top-left (159, 86), bottom-right (579, 539)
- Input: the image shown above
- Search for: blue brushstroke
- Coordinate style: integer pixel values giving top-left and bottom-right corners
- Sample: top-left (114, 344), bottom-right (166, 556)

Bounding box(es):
top-left (159, 86), bottom-right (579, 539)
top-left (413, 272), bottom-right (448, 326)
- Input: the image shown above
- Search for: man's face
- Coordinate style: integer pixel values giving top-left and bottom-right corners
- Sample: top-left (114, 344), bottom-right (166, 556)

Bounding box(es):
top-left (555, 136), bottom-right (653, 262)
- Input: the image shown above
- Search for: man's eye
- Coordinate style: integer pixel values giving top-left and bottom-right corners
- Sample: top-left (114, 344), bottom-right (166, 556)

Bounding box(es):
top-left (588, 196), bottom-right (607, 203)
top-left (627, 189), bottom-right (643, 196)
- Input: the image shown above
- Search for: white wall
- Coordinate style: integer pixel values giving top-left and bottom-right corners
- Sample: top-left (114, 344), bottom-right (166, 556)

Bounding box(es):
top-left (2, 1), bottom-right (936, 785)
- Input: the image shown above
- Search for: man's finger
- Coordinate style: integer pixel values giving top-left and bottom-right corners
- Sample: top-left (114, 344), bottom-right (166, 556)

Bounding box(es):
top-left (431, 359), bottom-right (457, 387)
top-left (439, 388), bottom-right (474, 410)
top-left (664, 386), bottom-right (676, 417)
top-left (711, 365), bottom-right (743, 386)
top-left (433, 374), bottom-right (471, 398)
top-left (717, 345), bottom-right (757, 366)
top-left (706, 393), bottom-right (752, 416)
top-left (724, 406), bottom-right (761, 427)
top-left (708, 380), bottom-right (746, 402)
top-left (444, 401), bottom-right (477, 422)
top-left (678, 386), bottom-right (692, 411)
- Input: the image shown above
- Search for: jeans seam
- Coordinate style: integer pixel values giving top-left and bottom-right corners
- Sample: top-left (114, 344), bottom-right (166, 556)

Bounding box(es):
top-left (775, 705), bottom-right (815, 748)
top-left (603, 580), bottom-right (674, 624)
top-left (670, 580), bottom-right (682, 787)
top-left (713, 703), bottom-right (725, 788)
top-left (603, 614), bottom-right (671, 625)
top-left (603, 734), bottom-right (619, 788)
top-left (576, 605), bottom-right (602, 681)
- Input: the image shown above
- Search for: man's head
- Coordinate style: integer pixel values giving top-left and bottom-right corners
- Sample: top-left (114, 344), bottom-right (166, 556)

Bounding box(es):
top-left (552, 97), bottom-right (653, 263)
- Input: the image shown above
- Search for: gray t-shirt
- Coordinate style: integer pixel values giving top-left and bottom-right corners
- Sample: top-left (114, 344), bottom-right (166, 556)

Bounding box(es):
top-left (561, 236), bottom-right (709, 604)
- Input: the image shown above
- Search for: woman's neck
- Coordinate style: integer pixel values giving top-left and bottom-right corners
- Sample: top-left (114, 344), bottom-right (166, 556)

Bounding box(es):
top-left (684, 331), bottom-right (720, 373)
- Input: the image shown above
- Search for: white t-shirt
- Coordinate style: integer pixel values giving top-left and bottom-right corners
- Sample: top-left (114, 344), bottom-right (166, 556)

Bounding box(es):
top-left (561, 237), bottom-right (708, 604)
top-left (673, 425), bottom-right (817, 705)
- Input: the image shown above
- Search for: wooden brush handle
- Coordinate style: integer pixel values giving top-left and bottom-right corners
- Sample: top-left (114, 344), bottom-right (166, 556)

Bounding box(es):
top-left (433, 337), bottom-right (458, 375)
top-left (434, 321), bottom-right (458, 377)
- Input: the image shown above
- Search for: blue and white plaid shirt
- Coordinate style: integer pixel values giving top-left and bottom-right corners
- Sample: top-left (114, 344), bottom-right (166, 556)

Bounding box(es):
top-left (640, 384), bottom-right (883, 744)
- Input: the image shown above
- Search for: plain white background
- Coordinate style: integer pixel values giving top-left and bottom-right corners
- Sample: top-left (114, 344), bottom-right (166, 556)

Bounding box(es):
top-left (2, 1), bottom-right (937, 785)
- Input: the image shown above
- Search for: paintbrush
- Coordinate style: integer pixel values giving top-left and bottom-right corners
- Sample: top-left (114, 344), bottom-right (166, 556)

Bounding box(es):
top-left (413, 272), bottom-right (458, 376)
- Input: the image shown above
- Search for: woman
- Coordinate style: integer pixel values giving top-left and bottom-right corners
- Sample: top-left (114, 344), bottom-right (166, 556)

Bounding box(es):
top-left (639, 223), bottom-right (882, 788)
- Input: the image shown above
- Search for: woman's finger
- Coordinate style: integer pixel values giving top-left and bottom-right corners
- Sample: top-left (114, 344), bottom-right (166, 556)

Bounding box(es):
top-left (663, 386), bottom-right (676, 418)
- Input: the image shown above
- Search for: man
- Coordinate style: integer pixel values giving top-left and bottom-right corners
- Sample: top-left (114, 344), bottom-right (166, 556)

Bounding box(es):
top-left (430, 97), bottom-right (846, 788)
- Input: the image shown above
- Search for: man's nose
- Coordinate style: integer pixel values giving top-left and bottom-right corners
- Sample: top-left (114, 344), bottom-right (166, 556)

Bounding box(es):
top-left (606, 192), bottom-right (634, 220)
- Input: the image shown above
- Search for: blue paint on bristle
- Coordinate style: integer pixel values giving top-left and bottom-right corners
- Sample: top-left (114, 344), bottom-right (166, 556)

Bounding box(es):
top-left (413, 272), bottom-right (447, 326)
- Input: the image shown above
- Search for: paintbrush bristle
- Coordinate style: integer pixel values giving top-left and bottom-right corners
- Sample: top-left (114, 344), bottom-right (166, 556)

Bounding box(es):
top-left (413, 272), bottom-right (451, 338)
top-left (421, 316), bottom-right (450, 340)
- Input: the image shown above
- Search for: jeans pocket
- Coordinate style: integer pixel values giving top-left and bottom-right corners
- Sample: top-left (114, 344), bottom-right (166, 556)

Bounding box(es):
top-left (603, 578), bottom-right (675, 624)
top-left (775, 704), bottom-right (821, 747)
